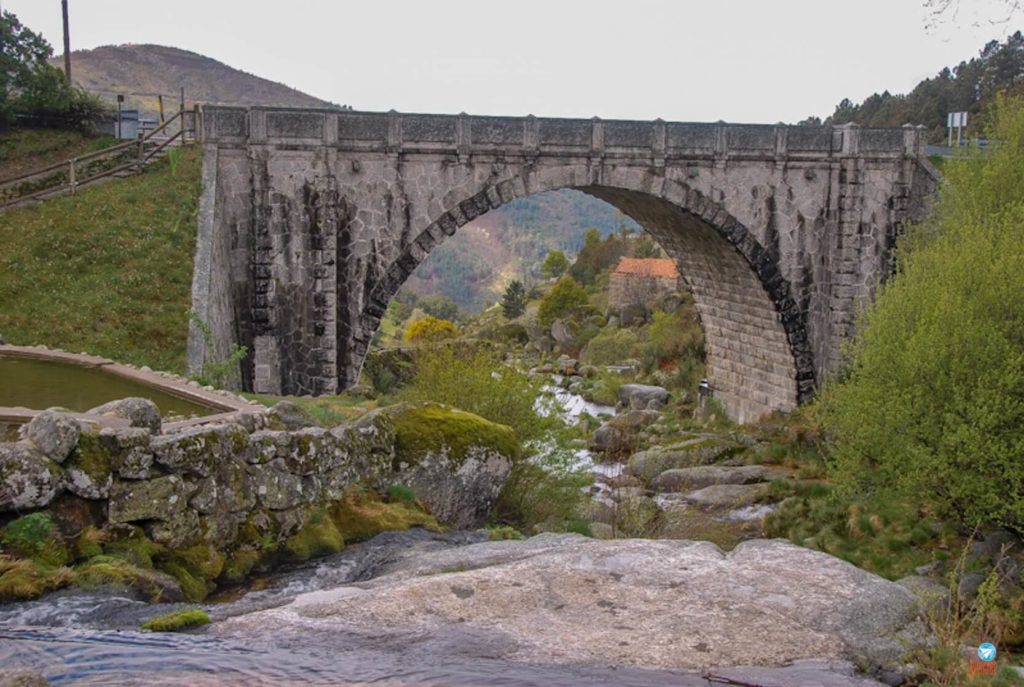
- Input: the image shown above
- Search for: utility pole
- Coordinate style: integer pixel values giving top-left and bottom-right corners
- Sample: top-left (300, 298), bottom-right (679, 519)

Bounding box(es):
top-left (62, 0), bottom-right (72, 83)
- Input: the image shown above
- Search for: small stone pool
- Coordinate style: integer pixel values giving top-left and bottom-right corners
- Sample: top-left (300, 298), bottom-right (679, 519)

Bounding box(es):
top-left (0, 353), bottom-right (219, 418)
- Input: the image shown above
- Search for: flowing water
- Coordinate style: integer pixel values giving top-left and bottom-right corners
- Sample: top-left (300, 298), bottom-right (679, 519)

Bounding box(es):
top-left (0, 530), bottom-right (695, 686)
top-left (0, 356), bottom-right (215, 417)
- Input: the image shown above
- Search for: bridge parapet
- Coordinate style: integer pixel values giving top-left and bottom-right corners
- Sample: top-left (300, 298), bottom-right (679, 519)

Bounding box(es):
top-left (198, 106), bottom-right (927, 160)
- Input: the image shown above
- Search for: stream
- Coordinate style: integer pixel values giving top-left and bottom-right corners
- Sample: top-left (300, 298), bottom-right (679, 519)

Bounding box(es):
top-left (0, 530), bottom-right (696, 686)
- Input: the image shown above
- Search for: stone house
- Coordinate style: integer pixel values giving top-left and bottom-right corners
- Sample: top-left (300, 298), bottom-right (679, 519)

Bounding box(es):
top-left (608, 258), bottom-right (682, 310)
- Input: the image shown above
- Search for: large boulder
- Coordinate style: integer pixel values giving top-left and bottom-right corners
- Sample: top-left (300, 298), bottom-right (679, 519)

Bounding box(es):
top-left (87, 397), bottom-right (162, 434)
top-left (652, 465), bottom-right (784, 493)
top-left (618, 383), bottom-right (669, 410)
top-left (550, 320), bottom-right (577, 350)
top-left (386, 403), bottom-right (518, 529)
top-left (214, 536), bottom-right (924, 681)
top-left (628, 435), bottom-right (742, 483)
top-left (19, 410), bottom-right (80, 462)
top-left (0, 443), bottom-right (61, 511)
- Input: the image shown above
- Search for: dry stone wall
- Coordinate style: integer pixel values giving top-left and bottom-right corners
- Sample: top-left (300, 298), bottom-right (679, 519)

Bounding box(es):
top-left (0, 402), bottom-right (516, 552)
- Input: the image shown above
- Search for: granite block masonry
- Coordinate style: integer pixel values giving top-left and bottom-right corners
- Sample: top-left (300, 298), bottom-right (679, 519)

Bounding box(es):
top-left (188, 107), bottom-right (938, 423)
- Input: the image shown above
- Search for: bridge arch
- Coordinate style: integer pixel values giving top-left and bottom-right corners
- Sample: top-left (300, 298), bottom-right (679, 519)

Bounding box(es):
top-left (359, 166), bottom-right (815, 423)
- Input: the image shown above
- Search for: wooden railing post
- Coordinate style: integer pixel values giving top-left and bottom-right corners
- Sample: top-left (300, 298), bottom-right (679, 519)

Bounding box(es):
top-left (69, 159), bottom-right (76, 195)
top-left (137, 131), bottom-right (144, 172)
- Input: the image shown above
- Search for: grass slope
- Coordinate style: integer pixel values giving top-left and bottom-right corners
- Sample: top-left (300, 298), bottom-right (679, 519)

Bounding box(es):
top-left (0, 144), bottom-right (201, 373)
top-left (0, 129), bottom-right (116, 181)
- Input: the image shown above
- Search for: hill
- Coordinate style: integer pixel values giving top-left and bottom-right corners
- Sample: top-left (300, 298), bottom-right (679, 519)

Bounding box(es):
top-left (58, 44), bottom-right (337, 118)
top-left (805, 31), bottom-right (1024, 142)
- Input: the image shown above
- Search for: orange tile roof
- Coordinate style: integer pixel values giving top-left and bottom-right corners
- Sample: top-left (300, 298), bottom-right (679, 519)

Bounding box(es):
top-left (612, 258), bottom-right (680, 279)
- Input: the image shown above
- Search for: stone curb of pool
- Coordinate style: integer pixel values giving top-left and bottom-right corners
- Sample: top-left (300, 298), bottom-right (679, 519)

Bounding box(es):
top-left (0, 344), bottom-right (265, 434)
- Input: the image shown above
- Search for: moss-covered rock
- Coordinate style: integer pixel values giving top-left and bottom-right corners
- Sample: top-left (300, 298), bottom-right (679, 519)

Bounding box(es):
top-left (330, 488), bottom-right (440, 542)
top-left (63, 431), bottom-right (113, 499)
top-left (390, 403), bottom-right (519, 468)
top-left (220, 549), bottom-right (260, 584)
top-left (0, 512), bottom-right (70, 567)
top-left (75, 556), bottom-right (183, 602)
top-left (103, 526), bottom-right (165, 568)
top-left (283, 507), bottom-right (344, 561)
top-left (141, 608), bottom-right (210, 632)
top-left (156, 544), bottom-right (225, 602)
top-left (387, 404), bottom-right (519, 528)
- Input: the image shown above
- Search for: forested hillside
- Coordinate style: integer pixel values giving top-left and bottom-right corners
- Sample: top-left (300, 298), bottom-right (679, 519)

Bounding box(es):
top-left (803, 31), bottom-right (1024, 141)
top-left (405, 190), bottom-right (641, 312)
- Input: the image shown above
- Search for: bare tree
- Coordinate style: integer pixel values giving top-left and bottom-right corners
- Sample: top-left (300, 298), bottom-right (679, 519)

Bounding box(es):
top-left (924, 0), bottom-right (1022, 30)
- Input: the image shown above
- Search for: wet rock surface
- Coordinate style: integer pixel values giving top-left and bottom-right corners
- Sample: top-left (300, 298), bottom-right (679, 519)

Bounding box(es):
top-left (215, 534), bottom-right (922, 683)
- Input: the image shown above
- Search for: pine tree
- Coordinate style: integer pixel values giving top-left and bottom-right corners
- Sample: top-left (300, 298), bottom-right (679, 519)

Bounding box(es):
top-left (500, 280), bottom-right (526, 319)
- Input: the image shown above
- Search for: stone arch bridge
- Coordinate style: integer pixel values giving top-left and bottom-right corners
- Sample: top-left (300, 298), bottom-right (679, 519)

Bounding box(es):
top-left (187, 106), bottom-right (937, 423)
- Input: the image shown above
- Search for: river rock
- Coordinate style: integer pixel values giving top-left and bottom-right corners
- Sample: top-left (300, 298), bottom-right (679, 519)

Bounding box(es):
top-left (214, 536), bottom-right (923, 679)
top-left (387, 403), bottom-right (518, 529)
top-left (628, 436), bottom-right (740, 482)
top-left (19, 410), bottom-right (80, 462)
top-left (551, 321), bottom-right (576, 350)
top-left (588, 421), bottom-right (634, 456)
top-left (682, 483), bottom-right (768, 509)
top-left (652, 465), bottom-right (782, 493)
top-left (618, 383), bottom-right (668, 410)
top-left (87, 397), bottom-right (162, 434)
top-left (0, 443), bottom-right (60, 511)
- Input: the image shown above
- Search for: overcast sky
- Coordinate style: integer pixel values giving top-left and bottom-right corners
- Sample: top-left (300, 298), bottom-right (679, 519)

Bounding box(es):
top-left (4, 0), bottom-right (1022, 123)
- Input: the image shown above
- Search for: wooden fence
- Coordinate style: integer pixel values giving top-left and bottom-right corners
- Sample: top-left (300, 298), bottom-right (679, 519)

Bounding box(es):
top-left (0, 108), bottom-right (196, 210)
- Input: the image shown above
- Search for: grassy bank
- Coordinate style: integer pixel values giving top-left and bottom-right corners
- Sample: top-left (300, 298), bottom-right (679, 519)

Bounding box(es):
top-left (0, 129), bottom-right (117, 181)
top-left (0, 143), bottom-right (201, 373)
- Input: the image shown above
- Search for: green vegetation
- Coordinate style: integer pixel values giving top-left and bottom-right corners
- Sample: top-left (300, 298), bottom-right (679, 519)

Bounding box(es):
top-left (330, 487), bottom-right (440, 542)
top-left (0, 512), bottom-right (69, 567)
top-left (0, 128), bottom-right (116, 180)
top-left (806, 32), bottom-right (1024, 142)
top-left (821, 97), bottom-right (1024, 535)
top-left (0, 145), bottom-right (202, 372)
top-left (141, 608), bottom-right (210, 633)
top-left (500, 280), bottom-right (526, 319)
top-left (541, 250), bottom-right (569, 278)
top-left (1, 10), bottom-right (106, 128)
top-left (284, 508), bottom-right (344, 561)
top-left (538, 276), bottom-right (590, 327)
top-left (400, 345), bottom-right (554, 445)
top-left (391, 402), bottom-right (519, 467)
top-left (188, 311), bottom-right (248, 388)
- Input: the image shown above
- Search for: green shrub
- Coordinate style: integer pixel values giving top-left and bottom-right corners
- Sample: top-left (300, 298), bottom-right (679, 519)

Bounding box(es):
top-left (538, 276), bottom-right (590, 327)
top-left (821, 96), bottom-right (1024, 534)
top-left (401, 344), bottom-right (557, 445)
top-left (582, 327), bottom-right (639, 366)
